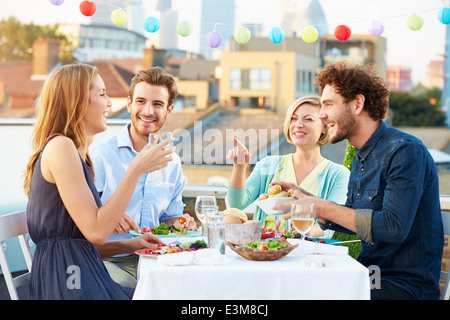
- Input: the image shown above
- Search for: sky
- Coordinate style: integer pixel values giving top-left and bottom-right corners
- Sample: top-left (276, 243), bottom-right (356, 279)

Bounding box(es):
top-left (0, 0), bottom-right (448, 83)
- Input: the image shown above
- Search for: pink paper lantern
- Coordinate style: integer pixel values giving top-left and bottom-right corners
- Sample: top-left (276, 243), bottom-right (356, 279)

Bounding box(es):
top-left (206, 31), bottom-right (222, 48)
top-left (368, 20), bottom-right (385, 36)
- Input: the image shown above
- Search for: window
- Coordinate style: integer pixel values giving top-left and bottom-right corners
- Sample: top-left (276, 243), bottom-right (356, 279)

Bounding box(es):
top-left (230, 68), bottom-right (271, 90)
top-left (230, 68), bottom-right (242, 90)
top-left (249, 68), bottom-right (271, 90)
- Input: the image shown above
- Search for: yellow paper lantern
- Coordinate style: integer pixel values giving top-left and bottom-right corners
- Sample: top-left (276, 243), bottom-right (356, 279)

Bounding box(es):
top-left (301, 26), bottom-right (319, 43)
top-left (407, 14), bottom-right (424, 31)
top-left (111, 9), bottom-right (127, 26)
top-left (234, 27), bottom-right (251, 44)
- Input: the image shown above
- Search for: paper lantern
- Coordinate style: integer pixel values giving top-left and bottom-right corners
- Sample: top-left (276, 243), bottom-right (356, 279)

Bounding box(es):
top-left (144, 17), bottom-right (160, 33)
top-left (111, 9), bottom-right (127, 26)
top-left (79, 1), bottom-right (96, 17)
top-left (206, 31), bottom-right (222, 48)
top-left (177, 21), bottom-right (193, 37)
top-left (438, 7), bottom-right (450, 24)
top-left (268, 27), bottom-right (285, 43)
top-left (368, 20), bottom-right (385, 36)
top-left (301, 26), bottom-right (319, 43)
top-left (234, 27), bottom-right (251, 44)
top-left (407, 14), bottom-right (424, 31)
top-left (50, 0), bottom-right (64, 5)
top-left (334, 25), bottom-right (351, 41)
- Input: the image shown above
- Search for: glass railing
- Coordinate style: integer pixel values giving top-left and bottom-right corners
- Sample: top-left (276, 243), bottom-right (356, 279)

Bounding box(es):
top-left (0, 118), bottom-right (227, 215)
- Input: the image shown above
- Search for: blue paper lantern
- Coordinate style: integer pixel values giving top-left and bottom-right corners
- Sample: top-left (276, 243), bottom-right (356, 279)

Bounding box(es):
top-left (50, 0), bottom-right (64, 5)
top-left (144, 17), bottom-right (160, 33)
top-left (206, 31), bottom-right (223, 48)
top-left (438, 7), bottom-right (450, 24)
top-left (268, 27), bottom-right (285, 43)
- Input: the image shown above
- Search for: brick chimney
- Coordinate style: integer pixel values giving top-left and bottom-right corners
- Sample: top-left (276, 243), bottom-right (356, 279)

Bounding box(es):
top-left (32, 36), bottom-right (60, 79)
top-left (142, 46), bottom-right (154, 70)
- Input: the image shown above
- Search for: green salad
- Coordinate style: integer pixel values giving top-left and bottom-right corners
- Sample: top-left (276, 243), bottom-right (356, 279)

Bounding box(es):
top-left (244, 239), bottom-right (288, 250)
top-left (152, 223), bottom-right (187, 235)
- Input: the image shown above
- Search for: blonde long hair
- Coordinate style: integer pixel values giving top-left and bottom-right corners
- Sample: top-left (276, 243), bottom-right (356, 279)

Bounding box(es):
top-left (23, 63), bottom-right (99, 197)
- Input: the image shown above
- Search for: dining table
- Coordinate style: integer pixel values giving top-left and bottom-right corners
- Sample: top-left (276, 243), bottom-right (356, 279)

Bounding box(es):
top-left (132, 236), bottom-right (371, 300)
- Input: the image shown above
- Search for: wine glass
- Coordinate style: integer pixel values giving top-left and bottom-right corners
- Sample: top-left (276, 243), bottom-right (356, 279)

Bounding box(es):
top-left (149, 131), bottom-right (174, 186)
top-left (194, 195), bottom-right (217, 235)
top-left (291, 203), bottom-right (316, 256)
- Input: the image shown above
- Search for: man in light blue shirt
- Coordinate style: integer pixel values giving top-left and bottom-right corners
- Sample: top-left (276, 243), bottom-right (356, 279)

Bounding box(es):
top-left (90, 67), bottom-right (196, 288)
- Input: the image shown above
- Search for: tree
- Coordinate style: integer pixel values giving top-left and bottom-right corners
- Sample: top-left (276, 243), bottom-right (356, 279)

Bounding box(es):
top-left (389, 90), bottom-right (446, 127)
top-left (0, 17), bottom-right (73, 61)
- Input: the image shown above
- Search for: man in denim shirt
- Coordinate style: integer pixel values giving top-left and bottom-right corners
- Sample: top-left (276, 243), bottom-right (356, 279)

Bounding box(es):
top-left (277, 62), bottom-right (444, 299)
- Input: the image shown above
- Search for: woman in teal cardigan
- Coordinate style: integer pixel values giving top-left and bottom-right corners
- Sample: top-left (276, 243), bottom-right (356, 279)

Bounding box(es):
top-left (226, 96), bottom-right (350, 238)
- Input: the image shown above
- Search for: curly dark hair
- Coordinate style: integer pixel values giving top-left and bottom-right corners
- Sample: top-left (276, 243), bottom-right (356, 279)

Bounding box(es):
top-left (314, 62), bottom-right (390, 121)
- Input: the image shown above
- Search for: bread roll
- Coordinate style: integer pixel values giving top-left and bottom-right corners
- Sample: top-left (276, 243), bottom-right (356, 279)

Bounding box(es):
top-left (268, 184), bottom-right (282, 195)
top-left (273, 191), bottom-right (287, 197)
top-left (259, 193), bottom-right (269, 200)
top-left (224, 215), bottom-right (243, 224)
top-left (223, 208), bottom-right (248, 224)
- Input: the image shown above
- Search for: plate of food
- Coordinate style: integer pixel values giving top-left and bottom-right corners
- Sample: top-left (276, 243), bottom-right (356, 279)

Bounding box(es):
top-left (129, 220), bottom-right (201, 238)
top-left (135, 239), bottom-right (208, 257)
top-left (256, 185), bottom-right (294, 215)
top-left (260, 228), bottom-right (276, 239)
top-left (227, 237), bottom-right (298, 261)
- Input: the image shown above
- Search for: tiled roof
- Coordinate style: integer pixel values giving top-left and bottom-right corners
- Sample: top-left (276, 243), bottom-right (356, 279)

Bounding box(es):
top-left (0, 60), bottom-right (135, 116)
top-left (395, 127), bottom-right (450, 150)
top-left (0, 61), bottom-right (43, 98)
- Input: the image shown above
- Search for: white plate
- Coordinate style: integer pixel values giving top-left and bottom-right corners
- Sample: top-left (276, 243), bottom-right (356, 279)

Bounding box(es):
top-left (256, 197), bottom-right (293, 215)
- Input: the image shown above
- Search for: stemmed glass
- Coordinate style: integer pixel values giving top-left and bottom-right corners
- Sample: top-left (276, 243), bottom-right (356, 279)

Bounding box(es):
top-left (291, 203), bottom-right (316, 257)
top-left (194, 195), bottom-right (217, 235)
top-left (149, 131), bottom-right (174, 186)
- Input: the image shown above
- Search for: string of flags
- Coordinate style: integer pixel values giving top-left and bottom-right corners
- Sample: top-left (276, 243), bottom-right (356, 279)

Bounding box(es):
top-left (50, 0), bottom-right (450, 48)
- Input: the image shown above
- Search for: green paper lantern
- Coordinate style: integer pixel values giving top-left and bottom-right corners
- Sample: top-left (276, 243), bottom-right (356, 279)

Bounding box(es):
top-left (111, 9), bottom-right (127, 26)
top-left (407, 14), bottom-right (424, 31)
top-left (234, 27), bottom-right (251, 44)
top-left (177, 21), bottom-right (193, 37)
top-left (301, 26), bottom-right (319, 43)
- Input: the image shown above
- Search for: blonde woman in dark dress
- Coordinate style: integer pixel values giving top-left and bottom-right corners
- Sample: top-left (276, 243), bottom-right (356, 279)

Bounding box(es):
top-left (23, 63), bottom-right (168, 299)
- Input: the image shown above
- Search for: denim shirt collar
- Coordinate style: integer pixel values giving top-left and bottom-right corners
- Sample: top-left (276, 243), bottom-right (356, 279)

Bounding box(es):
top-left (356, 121), bottom-right (387, 162)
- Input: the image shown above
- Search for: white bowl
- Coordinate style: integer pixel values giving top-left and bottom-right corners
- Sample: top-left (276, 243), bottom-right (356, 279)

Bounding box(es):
top-left (256, 197), bottom-right (293, 215)
top-left (225, 220), bottom-right (261, 245)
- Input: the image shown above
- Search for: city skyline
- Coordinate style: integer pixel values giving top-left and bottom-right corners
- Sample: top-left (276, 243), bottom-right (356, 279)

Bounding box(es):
top-left (0, 0), bottom-right (448, 83)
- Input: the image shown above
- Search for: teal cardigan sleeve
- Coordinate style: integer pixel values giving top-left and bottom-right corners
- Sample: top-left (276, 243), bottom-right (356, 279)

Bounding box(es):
top-left (226, 156), bottom-right (282, 208)
top-left (226, 156), bottom-right (282, 224)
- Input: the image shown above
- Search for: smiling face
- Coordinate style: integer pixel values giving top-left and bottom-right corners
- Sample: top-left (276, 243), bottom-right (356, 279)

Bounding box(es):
top-left (288, 103), bottom-right (324, 148)
top-left (127, 82), bottom-right (174, 142)
top-left (319, 84), bottom-right (357, 144)
top-left (82, 73), bottom-right (111, 136)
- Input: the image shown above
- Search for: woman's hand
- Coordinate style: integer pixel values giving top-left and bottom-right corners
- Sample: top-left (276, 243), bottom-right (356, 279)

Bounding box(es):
top-left (124, 233), bottom-right (167, 254)
top-left (132, 137), bottom-right (174, 175)
top-left (226, 137), bottom-right (252, 165)
top-left (113, 212), bottom-right (140, 235)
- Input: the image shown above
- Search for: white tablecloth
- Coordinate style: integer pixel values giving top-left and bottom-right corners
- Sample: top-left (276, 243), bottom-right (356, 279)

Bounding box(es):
top-left (133, 237), bottom-right (370, 300)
